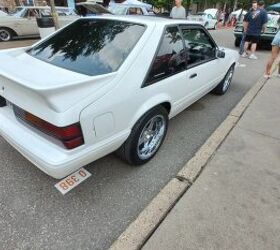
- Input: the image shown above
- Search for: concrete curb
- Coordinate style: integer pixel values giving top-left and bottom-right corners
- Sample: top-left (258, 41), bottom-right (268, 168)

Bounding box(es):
top-left (109, 76), bottom-right (268, 250)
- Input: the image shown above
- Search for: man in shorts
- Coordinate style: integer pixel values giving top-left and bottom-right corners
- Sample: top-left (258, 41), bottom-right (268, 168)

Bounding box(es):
top-left (239, 5), bottom-right (255, 55)
top-left (242, 1), bottom-right (268, 59)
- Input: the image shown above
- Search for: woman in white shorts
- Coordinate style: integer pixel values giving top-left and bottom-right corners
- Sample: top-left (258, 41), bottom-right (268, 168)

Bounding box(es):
top-left (265, 29), bottom-right (280, 78)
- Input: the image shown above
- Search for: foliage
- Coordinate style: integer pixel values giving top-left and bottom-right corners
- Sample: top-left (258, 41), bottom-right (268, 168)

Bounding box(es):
top-left (146, 0), bottom-right (280, 12)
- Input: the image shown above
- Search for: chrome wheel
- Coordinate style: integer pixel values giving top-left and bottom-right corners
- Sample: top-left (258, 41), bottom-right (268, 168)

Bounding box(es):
top-left (223, 67), bottom-right (234, 92)
top-left (0, 29), bottom-right (11, 42)
top-left (137, 115), bottom-right (166, 160)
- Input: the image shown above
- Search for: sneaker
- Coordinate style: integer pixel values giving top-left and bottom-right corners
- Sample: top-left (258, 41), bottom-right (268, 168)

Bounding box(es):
top-left (277, 74), bottom-right (280, 78)
top-left (264, 74), bottom-right (271, 79)
top-left (249, 54), bottom-right (258, 60)
top-left (241, 52), bottom-right (248, 58)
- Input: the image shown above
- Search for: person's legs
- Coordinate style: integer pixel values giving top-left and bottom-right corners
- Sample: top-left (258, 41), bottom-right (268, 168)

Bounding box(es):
top-left (250, 43), bottom-right (257, 54)
top-left (239, 33), bottom-right (246, 55)
top-left (242, 41), bottom-right (250, 57)
top-left (265, 45), bottom-right (280, 76)
top-left (248, 42), bottom-right (258, 59)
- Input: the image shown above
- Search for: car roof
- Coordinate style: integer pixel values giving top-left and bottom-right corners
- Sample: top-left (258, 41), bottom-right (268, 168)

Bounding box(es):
top-left (83, 15), bottom-right (203, 27)
top-left (109, 4), bottom-right (146, 8)
top-left (16, 6), bottom-right (69, 9)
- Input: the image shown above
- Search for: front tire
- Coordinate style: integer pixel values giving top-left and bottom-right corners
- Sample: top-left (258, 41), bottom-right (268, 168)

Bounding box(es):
top-left (116, 106), bottom-right (168, 165)
top-left (213, 22), bottom-right (218, 30)
top-left (212, 64), bottom-right (235, 95)
top-left (0, 28), bottom-right (13, 42)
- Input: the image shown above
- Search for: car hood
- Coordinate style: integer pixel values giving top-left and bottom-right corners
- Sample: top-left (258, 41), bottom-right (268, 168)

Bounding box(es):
top-left (0, 48), bottom-right (117, 117)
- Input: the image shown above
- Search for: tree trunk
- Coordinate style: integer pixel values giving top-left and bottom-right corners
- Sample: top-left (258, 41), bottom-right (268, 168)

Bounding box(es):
top-left (233, 0), bottom-right (238, 11)
top-left (50, 0), bottom-right (59, 30)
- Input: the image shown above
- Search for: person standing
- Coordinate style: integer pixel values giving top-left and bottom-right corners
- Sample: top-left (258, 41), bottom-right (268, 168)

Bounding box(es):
top-left (242, 0), bottom-right (268, 59)
top-left (170, 0), bottom-right (186, 19)
top-left (239, 6), bottom-right (254, 55)
top-left (264, 18), bottom-right (280, 78)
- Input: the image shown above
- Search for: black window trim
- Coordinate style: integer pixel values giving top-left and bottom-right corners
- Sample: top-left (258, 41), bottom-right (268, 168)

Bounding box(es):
top-left (142, 23), bottom-right (219, 88)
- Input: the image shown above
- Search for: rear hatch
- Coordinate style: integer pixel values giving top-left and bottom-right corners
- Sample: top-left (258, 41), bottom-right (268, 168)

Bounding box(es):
top-left (0, 47), bottom-right (116, 122)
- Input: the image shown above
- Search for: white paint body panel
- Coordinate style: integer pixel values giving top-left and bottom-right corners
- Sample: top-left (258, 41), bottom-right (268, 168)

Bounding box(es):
top-left (0, 16), bottom-right (239, 178)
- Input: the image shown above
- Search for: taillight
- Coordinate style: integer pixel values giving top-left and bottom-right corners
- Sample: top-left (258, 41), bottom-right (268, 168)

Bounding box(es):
top-left (13, 105), bottom-right (84, 149)
top-left (0, 96), bottom-right (6, 107)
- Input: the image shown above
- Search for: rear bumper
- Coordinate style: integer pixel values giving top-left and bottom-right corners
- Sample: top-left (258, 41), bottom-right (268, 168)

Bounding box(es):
top-left (0, 106), bottom-right (129, 179)
top-left (234, 31), bottom-right (276, 41)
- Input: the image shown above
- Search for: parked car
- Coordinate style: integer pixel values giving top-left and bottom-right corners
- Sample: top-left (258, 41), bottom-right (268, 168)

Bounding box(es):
top-left (187, 12), bottom-right (218, 29)
top-left (75, 1), bottom-right (112, 16)
top-left (0, 16), bottom-right (239, 178)
top-left (0, 6), bottom-right (77, 41)
top-left (108, 4), bottom-right (153, 16)
top-left (234, 11), bottom-right (280, 47)
top-left (0, 10), bottom-right (7, 16)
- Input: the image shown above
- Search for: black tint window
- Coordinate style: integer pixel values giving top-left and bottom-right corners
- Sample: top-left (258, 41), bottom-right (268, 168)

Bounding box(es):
top-left (27, 19), bottom-right (146, 76)
top-left (181, 28), bottom-right (216, 67)
top-left (146, 26), bottom-right (186, 85)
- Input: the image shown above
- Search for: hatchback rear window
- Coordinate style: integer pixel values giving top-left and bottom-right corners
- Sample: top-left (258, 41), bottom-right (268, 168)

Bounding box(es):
top-left (27, 19), bottom-right (146, 76)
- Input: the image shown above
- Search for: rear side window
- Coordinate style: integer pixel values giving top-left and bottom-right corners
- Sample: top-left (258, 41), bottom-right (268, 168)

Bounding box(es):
top-left (27, 19), bottom-right (146, 76)
top-left (145, 26), bottom-right (186, 85)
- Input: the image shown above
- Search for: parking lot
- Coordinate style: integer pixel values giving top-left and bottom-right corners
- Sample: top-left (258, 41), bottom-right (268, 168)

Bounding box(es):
top-left (0, 29), bottom-right (270, 250)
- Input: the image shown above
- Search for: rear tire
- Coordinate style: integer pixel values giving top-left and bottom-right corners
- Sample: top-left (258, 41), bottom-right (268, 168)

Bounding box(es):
top-left (116, 106), bottom-right (168, 165)
top-left (212, 64), bottom-right (235, 95)
top-left (234, 38), bottom-right (241, 47)
top-left (0, 28), bottom-right (13, 42)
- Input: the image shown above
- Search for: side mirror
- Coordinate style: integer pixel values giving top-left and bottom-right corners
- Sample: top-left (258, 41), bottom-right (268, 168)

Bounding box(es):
top-left (217, 49), bottom-right (225, 58)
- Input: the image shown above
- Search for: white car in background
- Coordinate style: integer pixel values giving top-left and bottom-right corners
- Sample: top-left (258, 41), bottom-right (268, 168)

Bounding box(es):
top-left (187, 12), bottom-right (218, 29)
top-left (0, 6), bottom-right (76, 41)
top-left (0, 16), bottom-right (239, 178)
top-left (0, 10), bottom-right (8, 16)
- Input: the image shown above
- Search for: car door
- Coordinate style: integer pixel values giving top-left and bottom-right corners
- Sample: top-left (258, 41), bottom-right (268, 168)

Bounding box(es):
top-left (17, 8), bottom-right (39, 36)
top-left (178, 26), bottom-right (225, 105)
top-left (143, 26), bottom-right (199, 115)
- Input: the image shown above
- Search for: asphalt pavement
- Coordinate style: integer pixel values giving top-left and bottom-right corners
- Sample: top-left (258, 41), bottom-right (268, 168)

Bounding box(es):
top-left (0, 29), bottom-right (270, 250)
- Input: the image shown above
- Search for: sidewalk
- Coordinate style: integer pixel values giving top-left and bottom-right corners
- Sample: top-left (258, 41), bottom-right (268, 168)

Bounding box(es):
top-left (142, 77), bottom-right (280, 250)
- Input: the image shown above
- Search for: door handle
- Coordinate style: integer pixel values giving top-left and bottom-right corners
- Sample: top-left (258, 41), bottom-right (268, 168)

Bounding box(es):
top-left (189, 73), bottom-right (197, 79)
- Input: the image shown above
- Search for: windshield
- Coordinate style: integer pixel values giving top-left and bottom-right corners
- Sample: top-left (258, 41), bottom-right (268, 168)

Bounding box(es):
top-left (27, 19), bottom-right (146, 76)
top-left (108, 5), bottom-right (127, 15)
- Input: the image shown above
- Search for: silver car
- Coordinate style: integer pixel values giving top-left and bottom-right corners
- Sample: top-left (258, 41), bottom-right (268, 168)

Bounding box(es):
top-left (0, 6), bottom-right (77, 41)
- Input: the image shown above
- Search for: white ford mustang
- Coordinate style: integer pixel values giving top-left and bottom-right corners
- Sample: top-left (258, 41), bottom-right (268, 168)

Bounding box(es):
top-left (0, 16), bottom-right (239, 179)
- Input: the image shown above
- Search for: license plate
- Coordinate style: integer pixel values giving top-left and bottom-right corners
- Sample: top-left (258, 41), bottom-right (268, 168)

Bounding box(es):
top-left (55, 168), bottom-right (91, 195)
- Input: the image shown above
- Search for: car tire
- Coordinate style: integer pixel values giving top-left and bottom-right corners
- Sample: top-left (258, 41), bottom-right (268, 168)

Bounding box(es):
top-left (0, 28), bottom-right (13, 42)
top-left (212, 64), bottom-right (235, 95)
top-left (116, 106), bottom-right (168, 165)
top-left (234, 38), bottom-right (241, 47)
top-left (214, 22), bottom-right (218, 30)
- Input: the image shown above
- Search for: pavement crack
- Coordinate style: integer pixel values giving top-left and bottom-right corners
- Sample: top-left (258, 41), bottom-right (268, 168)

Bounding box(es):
top-left (238, 126), bottom-right (280, 142)
top-left (176, 175), bottom-right (192, 184)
